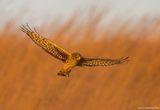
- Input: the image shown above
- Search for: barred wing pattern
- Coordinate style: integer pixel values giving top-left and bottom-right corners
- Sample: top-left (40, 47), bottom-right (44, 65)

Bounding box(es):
top-left (78, 57), bottom-right (129, 66)
top-left (20, 25), bottom-right (71, 62)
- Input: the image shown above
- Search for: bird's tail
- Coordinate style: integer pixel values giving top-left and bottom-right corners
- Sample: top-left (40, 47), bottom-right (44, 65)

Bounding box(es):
top-left (57, 68), bottom-right (71, 77)
top-left (57, 62), bottom-right (75, 77)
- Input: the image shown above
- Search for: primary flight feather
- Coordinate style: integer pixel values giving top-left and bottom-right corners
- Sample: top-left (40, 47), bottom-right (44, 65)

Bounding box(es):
top-left (20, 24), bottom-right (129, 77)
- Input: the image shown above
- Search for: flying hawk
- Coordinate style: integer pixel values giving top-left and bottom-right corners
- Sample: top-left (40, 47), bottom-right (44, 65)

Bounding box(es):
top-left (20, 24), bottom-right (128, 77)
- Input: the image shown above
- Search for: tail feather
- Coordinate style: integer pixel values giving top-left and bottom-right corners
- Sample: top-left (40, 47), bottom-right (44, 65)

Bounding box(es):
top-left (57, 69), bottom-right (70, 77)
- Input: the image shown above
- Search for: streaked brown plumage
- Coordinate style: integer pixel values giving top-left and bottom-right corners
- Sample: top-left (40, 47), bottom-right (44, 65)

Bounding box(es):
top-left (20, 24), bottom-right (129, 77)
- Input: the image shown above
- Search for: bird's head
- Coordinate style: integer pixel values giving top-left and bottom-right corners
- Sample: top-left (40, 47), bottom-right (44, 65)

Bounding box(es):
top-left (71, 52), bottom-right (82, 61)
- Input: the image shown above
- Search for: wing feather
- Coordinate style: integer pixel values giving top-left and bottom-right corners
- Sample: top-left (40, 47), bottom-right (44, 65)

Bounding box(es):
top-left (20, 24), bottom-right (71, 62)
top-left (78, 57), bottom-right (129, 66)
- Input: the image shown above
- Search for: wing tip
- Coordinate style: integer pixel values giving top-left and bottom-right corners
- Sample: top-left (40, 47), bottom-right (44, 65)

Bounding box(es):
top-left (120, 56), bottom-right (129, 63)
top-left (20, 24), bottom-right (38, 34)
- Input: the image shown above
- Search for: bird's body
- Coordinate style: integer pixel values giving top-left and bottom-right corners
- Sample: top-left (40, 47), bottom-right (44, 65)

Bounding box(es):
top-left (20, 24), bottom-right (129, 77)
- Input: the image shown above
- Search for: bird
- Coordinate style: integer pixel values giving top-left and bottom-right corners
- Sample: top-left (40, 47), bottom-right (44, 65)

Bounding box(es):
top-left (20, 24), bottom-right (129, 77)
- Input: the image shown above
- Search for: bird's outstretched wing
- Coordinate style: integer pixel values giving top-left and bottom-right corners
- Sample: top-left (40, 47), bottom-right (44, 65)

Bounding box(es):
top-left (20, 24), bottom-right (71, 62)
top-left (78, 57), bottom-right (129, 66)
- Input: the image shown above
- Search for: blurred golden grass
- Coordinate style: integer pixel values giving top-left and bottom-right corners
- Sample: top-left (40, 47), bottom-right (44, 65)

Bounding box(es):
top-left (0, 15), bottom-right (160, 110)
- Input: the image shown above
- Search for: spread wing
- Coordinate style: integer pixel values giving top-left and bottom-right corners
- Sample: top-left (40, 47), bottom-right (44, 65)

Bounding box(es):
top-left (78, 57), bottom-right (129, 66)
top-left (20, 24), bottom-right (71, 62)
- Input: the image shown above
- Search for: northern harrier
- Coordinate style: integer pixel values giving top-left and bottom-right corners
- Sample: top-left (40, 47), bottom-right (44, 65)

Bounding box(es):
top-left (20, 24), bottom-right (129, 77)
